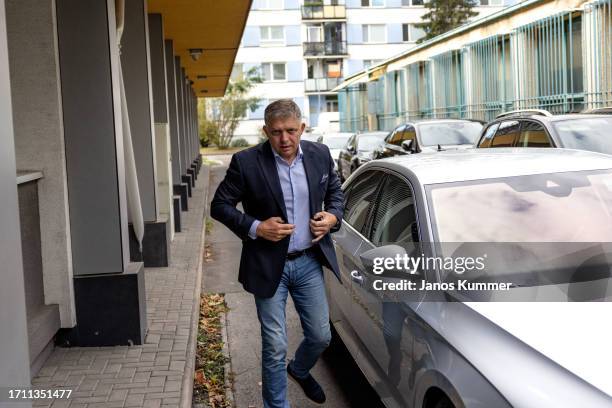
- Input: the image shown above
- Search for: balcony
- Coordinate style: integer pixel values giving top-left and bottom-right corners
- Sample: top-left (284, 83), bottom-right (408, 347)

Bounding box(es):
top-left (305, 77), bottom-right (343, 93)
top-left (303, 40), bottom-right (347, 57)
top-left (301, 5), bottom-right (346, 20)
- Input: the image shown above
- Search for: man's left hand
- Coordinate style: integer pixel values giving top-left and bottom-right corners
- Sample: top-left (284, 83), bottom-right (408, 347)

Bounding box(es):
top-left (310, 211), bottom-right (338, 243)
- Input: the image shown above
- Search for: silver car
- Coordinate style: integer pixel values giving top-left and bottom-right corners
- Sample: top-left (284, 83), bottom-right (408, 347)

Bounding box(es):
top-left (327, 148), bottom-right (612, 408)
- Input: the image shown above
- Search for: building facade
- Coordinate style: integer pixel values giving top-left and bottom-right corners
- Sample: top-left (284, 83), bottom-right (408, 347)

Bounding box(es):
top-left (233, 0), bottom-right (507, 142)
top-left (336, 0), bottom-right (612, 132)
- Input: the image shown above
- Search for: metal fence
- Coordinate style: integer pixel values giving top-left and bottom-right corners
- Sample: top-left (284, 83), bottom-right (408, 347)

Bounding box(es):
top-left (339, 1), bottom-right (612, 132)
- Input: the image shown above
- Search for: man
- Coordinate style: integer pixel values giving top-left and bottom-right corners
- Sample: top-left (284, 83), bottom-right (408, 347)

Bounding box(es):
top-left (211, 99), bottom-right (344, 408)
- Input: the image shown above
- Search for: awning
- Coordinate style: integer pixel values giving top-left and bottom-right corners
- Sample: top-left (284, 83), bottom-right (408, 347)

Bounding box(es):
top-left (148, 0), bottom-right (252, 97)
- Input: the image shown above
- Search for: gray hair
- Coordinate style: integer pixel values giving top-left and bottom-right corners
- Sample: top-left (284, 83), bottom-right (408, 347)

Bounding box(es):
top-left (264, 99), bottom-right (302, 126)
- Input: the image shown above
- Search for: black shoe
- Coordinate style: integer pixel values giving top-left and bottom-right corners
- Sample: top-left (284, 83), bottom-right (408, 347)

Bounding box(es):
top-left (287, 362), bottom-right (326, 404)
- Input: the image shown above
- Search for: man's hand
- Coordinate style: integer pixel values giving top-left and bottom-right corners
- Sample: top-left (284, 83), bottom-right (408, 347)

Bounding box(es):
top-left (310, 211), bottom-right (338, 243)
top-left (256, 217), bottom-right (295, 242)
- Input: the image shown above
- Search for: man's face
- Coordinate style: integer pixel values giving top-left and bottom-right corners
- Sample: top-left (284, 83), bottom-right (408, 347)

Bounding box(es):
top-left (264, 116), bottom-right (305, 161)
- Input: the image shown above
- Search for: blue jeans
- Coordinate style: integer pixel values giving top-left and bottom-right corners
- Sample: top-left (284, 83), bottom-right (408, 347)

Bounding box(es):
top-left (254, 253), bottom-right (332, 408)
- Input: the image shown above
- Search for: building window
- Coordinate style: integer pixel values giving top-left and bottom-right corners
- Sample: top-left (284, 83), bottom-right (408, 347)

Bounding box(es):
top-left (261, 63), bottom-right (287, 81)
top-left (402, 23), bottom-right (426, 42)
top-left (260, 26), bottom-right (284, 43)
top-left (362, 24), bottom-right (386, 43)
top-left (231, 64), bottom-right (243, 81)
top-left (261, 0), bottom-right (284, 9)
top-left (326, 95), bottom-right (339, 112)
top-left (307, 25), bottom-right (323, 42)
top-left (402, 0), bottom-right (424, 5)
top-left (363, 59), bottom-right (382, 69)
top-left (477, 0), bottom-right (503, 5)
top-left (361, 0), bottom-right (384, 7)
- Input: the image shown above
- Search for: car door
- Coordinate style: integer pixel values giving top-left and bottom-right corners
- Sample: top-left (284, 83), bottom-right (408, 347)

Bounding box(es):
top-left (349, 172), bottom-right (423, 406)
top-left (329, 170), bottom-right (384, 338)
top-left (339, 134), bottom-right (355, 181)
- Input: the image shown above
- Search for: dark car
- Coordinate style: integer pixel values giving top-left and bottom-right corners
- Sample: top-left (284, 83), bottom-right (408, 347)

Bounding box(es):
top-left (373, 119), bottom-right (484, 159)
top-left (337, 131), bottom-right (387, 182)
top-left (475, 110), bottom-right (612, 154)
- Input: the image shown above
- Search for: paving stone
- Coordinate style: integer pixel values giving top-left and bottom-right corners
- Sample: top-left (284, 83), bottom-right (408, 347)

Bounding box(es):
top-left (29, 169), bottom-right (210, 408)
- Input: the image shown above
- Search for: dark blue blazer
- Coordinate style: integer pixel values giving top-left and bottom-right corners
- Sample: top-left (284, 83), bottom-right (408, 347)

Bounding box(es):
top-left (210, 140), bottom-right (344, 298)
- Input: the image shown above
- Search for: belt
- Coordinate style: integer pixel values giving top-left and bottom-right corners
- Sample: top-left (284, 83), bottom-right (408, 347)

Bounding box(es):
top-left (286, 246), bottom-right (317, 261)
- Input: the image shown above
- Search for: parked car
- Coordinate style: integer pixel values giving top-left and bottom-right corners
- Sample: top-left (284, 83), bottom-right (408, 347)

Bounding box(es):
top-left (327, 148), bottom-right (612, 408)
top-left (337, 131), bottom-right (388, 182)
top-left (476, 110), bottom-right (612, 154)
top-left (317, 132), bottom-right (354, 171)
top-left (582, 106), bottom-right (612, 115)
top-left (301, 132), bottom-right (321, 143)
top-left (373, 119), bottom-right (484, 159)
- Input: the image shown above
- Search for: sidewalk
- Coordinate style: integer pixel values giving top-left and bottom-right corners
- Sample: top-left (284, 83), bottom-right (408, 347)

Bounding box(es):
top-left (30, 166), bottom-right (210, 408)
top-left (204, 156), bottom-right (383, 408)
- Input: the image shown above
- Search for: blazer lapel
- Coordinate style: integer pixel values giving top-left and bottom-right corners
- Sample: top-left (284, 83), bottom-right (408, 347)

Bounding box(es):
top-left (257, 142), bottom-right (288, 221)
top-left (301, 141), bottom-right (319, 217)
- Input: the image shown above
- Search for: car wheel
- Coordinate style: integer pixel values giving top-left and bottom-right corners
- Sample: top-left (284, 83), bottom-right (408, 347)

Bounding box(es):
top-left (432, 395), bottom-right (454, 408)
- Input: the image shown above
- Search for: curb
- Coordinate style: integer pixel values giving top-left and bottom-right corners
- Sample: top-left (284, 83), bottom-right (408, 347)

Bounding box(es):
top-left (221, 309), bottom-right (235, 408)
top-left (181, 164), bottom-right (210, 408)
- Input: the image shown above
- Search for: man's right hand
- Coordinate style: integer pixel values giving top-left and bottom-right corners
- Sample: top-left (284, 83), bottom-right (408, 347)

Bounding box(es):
top-left (256, 217), bottom-right (295, 242)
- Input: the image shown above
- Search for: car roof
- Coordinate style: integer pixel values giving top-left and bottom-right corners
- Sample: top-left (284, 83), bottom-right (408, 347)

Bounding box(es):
top-left (492, 113), bottom-right (612, 123)
top-left (321, 132), bottom-right (353, 138)
top-left (373, 148), bottom-right (612, 185)
top-left (357, 131), bottom-right (388, 137)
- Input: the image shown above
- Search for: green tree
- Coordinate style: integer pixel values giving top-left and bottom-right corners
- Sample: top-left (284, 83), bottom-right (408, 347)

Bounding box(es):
top-left (197, 98), bottom-right (219, 147)
top-left (416, 0), bottom-right (478, 43)
top-left (205, 67), bottom-right (262, 149)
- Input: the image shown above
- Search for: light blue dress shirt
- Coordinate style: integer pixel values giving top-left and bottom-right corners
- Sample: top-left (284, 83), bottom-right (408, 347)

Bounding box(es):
top-left (248, 145), bottom-right (313, 252)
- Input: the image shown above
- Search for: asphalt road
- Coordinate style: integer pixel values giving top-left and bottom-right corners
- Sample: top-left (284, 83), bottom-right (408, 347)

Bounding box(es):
top-left (202, 154), bottom-right (385, 408)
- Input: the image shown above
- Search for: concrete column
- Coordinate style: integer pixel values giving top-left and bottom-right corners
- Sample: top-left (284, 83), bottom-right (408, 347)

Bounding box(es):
top-left (121, 0), bottom-right (157, 223)
top-left (176, 63), bottom-right (187, 175)
top-left (0, 0), bottom-right (32, 397)
top-left (165, 40), bottom-right (181, 182)
top-left (148, 13), bottom-right (175, 240)
top-left (54, 0), bottom-right (146, 346)
top-left (6, 0), bottom-right (75, 329)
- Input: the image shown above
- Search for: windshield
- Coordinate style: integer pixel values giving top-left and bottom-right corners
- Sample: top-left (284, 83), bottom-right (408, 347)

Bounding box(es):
top-left (322, 136), bottom-right (350, 149)
top-left (358, 135), bottom-right (385, 151)
top-left (553, 118), bottom-right (612, 154)
top-left (419, 122), bottom-right (483, 146)
top-left (426, 170), bottom-right (612, 290)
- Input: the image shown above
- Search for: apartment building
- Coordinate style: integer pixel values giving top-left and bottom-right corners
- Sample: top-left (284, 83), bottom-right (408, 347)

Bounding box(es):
top-left (232, 0), bottom-right (507, 142)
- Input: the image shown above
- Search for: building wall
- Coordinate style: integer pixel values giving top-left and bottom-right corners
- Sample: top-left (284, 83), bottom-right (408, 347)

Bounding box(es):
top-left (233, 0), bottom-right (507, 141)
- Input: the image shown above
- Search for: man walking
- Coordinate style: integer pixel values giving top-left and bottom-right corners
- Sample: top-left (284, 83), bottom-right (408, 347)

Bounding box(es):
top-left (211, 99), bottom-right (344, 408)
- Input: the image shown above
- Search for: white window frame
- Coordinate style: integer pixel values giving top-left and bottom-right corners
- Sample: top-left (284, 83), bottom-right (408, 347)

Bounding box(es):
top-left (259, 26), bottom-right (285, 45)
top-left (361, 0), bottom-right (385, 7)
top-left (261, 0), bottom-right (284, 10)
top-left (362, 24), bottom-right (386, 44)
top-left (261, 62), bottom-right (287, 82)
top-left (401, 0), bottom-right (424, 6)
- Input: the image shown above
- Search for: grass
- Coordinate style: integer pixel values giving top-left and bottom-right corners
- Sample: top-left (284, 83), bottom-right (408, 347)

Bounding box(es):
top-left (193, 293), bottom-right (230, 408)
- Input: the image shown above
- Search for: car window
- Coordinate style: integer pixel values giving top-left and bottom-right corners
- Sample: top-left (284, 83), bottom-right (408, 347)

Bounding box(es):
top-left (346, 134), bottom-right (356, 150)
top-left (344, 171), bottom-right (383, 234)
top-left (478, 123), bottom-right (500, 148)
top-left (491, 120), bottom-right (519, 147)
top-left (388, 126), bottom-right (406, 146)
top-left (369, 174), bottom-right (419, 246)
top-left (518, 121), bottom-right (552, 147)
top-left (402, 126), bottom-right (416, 143)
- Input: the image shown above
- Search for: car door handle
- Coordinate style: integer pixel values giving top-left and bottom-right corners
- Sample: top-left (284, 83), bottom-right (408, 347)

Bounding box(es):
top-left (350, 270), bottom-right (364, 284)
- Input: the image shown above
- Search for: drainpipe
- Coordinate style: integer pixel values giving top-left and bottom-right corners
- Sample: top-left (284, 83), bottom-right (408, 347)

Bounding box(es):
top-left (115, 0), bottom-right (144, 251)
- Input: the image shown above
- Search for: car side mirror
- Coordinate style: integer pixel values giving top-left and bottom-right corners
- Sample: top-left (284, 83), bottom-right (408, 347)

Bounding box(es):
top-left (401, 139), bottom-right (414, 153)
